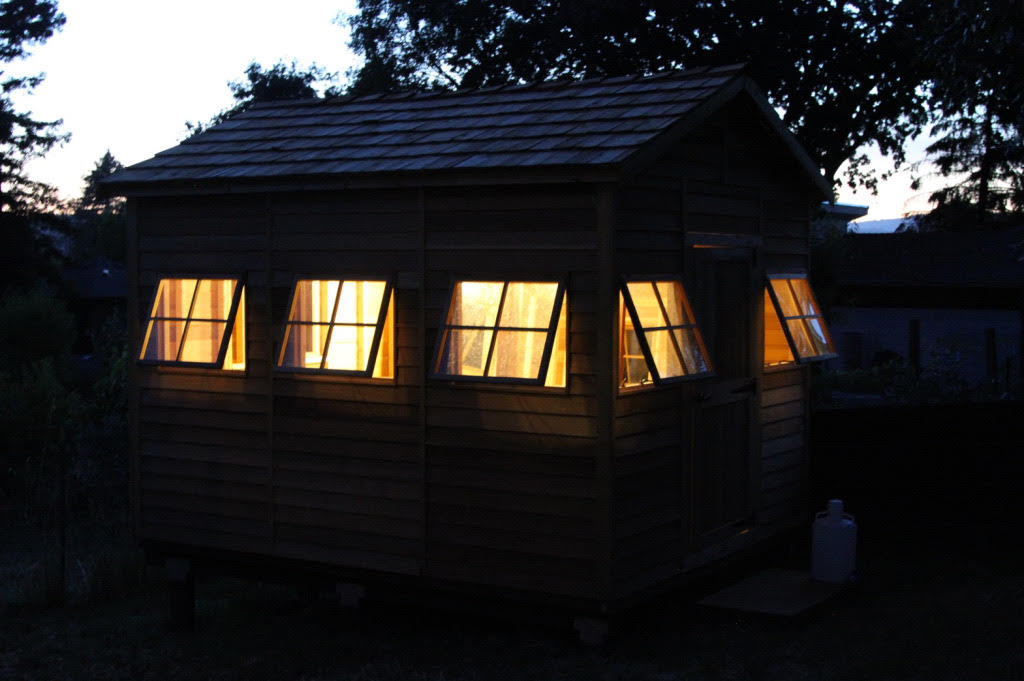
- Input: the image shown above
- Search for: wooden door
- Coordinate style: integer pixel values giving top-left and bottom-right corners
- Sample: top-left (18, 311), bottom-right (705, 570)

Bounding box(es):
top-left (684, 245), bottom-right (760, 547)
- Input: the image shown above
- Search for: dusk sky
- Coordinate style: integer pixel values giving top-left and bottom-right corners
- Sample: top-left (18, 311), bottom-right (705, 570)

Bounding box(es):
top-left (13, 0), bottom-right (939, 221)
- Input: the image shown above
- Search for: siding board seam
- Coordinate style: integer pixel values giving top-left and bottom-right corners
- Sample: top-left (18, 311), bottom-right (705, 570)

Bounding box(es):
top-left (265, 193), bottom-right (276, 555)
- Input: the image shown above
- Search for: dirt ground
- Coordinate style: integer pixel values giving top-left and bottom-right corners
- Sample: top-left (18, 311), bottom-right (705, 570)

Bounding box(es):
top-left (1, 515), bottom-right (1021, 681)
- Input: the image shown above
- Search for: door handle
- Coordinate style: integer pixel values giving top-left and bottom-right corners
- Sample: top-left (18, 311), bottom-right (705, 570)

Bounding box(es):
top-left (695, 391), bottom-right (712, 402)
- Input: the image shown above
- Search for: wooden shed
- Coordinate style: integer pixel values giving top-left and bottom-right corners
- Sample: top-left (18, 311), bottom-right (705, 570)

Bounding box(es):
top-left (105, 64), bottom-right (837, 619)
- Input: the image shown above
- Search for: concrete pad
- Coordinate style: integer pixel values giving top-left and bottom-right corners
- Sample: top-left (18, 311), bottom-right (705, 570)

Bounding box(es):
top-left (698, 568), bottom-right (850, 616)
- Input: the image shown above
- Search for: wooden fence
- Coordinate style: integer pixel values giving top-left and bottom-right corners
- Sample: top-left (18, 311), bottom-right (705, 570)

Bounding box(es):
top-left (810, 402), bottom-right (1024, 524)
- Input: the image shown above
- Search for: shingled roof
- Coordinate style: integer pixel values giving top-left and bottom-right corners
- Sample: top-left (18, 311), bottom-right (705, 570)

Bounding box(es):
top-left (105, 64), bottom-right (829, 196)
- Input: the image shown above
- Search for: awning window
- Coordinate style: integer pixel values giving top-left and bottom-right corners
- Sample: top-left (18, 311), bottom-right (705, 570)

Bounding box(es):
top-left (277, 279), bottom-right (394, 378)
top-left (764, 276), bottom-right (835, 366)
top-left (140, 277), bottom-right (246, 370)
top-left (433, 280), bottom-right (567, 387)
top-left (619, 280), bottom-right (712, 387)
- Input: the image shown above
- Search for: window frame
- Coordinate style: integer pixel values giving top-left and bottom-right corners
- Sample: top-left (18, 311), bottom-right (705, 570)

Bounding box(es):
top-left (274, 275), bottom-right (395, 379)
top-left (138, 274), bottom-right (246, 370)
top-left (764, 273), bottom-right (837, 366)
top-left (619, 276), bottom-right (714, 388)
top-left (431, 277), bottom-right (568, 387)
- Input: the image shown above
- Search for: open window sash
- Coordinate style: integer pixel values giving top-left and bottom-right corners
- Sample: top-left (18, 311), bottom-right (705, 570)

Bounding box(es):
top-left (139, 277), bottom-right (246, 370)
top-left (432, 279), bottom-right (567, 387)
top-left (764, 275), bottom-right (836, 366)
top-left (276, 278), bottom-right (394, 378)
top-left (619, 279), bottom-right (712, 387)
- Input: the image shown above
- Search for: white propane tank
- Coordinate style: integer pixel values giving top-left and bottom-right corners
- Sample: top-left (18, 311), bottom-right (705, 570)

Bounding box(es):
top-left (811, 499), bottom-right (857, 583)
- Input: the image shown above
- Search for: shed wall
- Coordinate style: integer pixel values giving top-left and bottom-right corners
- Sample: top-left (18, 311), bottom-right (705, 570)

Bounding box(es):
top-left (131, 184), bottom-right (606, 600)
top-left (610, 99), bottom-right (816, 596)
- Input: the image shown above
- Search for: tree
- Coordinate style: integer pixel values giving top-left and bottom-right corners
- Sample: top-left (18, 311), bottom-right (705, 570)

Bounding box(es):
top-left (79, 149), bottom-right (123, 212)
top-left (0, 0), bottom-right (67, 291)
top-left (76, 150), bottom-right (126, 262)
top-left (916, 0), bottom-right (1024, 225)
top-left (186, 60), bottom-right (338, 136)
top-left (347, 0), bottom-right (931, 190)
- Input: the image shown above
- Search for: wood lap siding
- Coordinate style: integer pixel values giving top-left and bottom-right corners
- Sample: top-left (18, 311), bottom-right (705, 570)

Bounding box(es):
top-left (135, 196), bottom-right (271, 554)
top-left (134, 191), bottom-right (425, 572)
top-left (760, 370), bottom-right (809, 529)
top-left (610, 181), bottom-right (686, 596)
top-left (134, 185), bottom-right (605, 597)
top-left (268, 191), bottom-right (422, 574)
top-left (422, 185), bottom-right (603, 597)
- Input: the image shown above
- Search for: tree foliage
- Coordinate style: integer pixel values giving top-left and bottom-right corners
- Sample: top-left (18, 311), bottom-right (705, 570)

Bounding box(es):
top-left (0, 0), bottom-right (67, 292)
top-left (79, 149), bottom-right (123, 212)
top-left (75, 150), bottom-right (126, 262)
top-left (916, 0), bottom-right (1024, 223)
top-left (0, 0), bottom-right (65, 213)
top-left (347, 0), bottom-right (931, 189)
top-left (186, 60), bottom-right (337, 137)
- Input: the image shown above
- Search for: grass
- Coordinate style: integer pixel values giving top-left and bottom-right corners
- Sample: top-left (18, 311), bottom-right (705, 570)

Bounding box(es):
top-left (1, 516), bottom-right (1021, 681)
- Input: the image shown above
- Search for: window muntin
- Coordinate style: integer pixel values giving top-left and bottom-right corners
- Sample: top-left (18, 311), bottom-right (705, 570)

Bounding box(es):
top-left (619, 280), bottom-right (711, 387)
top-left (434, 280), bottom-right (567, 387)
top-left (764, 276), bottom-right (835, 366)
top-left (277, 279), bottom-right (394, 378)
top-left (140, 278), bottom-right (245, 370)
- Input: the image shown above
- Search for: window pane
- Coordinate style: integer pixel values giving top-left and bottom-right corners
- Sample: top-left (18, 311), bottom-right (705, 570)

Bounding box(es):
top-left (787, 317), bottom-right (831, 358)
top-left (451, 282), bottom-right (503, 327)
top-left (621, 318), bottom-right (651, 387)
top-left (498, 282), bottom-right (558, 329)
top-left (625, 282), bottom-right (665, 328)
top-left (645, 329), bottom-right (684, 378)
top-left (179, 321), bottom-right (227, 363)
top-left (372, 293), bottom-right (394, 379)
top-left (289, 280), bottom-right (339, 323)
top-left (764, 290), bottom-right (795, 366)
top-left (543, 292), bottom-right (567, 388)
top-left (769, 279), bottom-right (802, 318)
top-left (674, 328), bottom-right (710, 375)
top-left (142, 320), bottom-right (185, 361)
top-left (487, 330), bottom-right (549, 379)
top-left (335, 280), bottom-right (386, 324)
top-left (803, 317), bottom-right (831, 355)
top-left (655, 281), bottom-right (693, 326)
top-left (324, 324), bottom-right (378, 372)
top-left (279, 323), bottom-right (330, 369)
top-left (223, 287), bottom-right (246, 370)
top-left (440, 328), bottom-right (493, 376)
top-left (152, 279), bottom-right (196, 318)
top-left (191, 279), bottom-right (236, 320)
top-left (786, 278), bottom-right (821, 316)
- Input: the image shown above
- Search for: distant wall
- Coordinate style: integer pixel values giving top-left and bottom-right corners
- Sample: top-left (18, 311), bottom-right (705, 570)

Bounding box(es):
top-left (828, 306), bottom-right (1020, 389)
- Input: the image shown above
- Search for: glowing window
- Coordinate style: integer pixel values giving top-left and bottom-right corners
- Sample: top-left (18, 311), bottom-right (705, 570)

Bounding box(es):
top-left (140, 278), bottom-right (246, 370)
top-left (277, 279), bottom-right (394, 378)
top-left (434, 280), bottom-right (567, 387)
top-left (764, 276), bottom-right (835, 366)
top-left (619, 280), bottom-right (711, 387)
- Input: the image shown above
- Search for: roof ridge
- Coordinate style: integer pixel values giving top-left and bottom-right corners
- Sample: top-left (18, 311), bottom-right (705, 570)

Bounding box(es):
top-left (239, 64), bottom-right (748, 116)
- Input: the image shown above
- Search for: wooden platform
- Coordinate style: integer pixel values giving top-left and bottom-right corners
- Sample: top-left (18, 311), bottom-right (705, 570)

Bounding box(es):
top-left (698, 568), bottom-right (850, 616)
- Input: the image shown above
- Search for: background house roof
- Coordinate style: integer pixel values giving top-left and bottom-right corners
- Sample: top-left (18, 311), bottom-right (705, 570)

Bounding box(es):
top-left (105, 64), bottom-right (829, 195)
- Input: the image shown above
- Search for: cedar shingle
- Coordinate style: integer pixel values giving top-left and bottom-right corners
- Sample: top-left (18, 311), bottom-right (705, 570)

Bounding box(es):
top-left (107, 65), bottom-right (748, 186)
